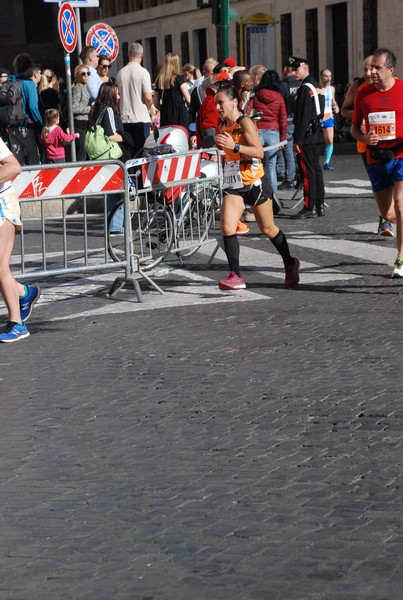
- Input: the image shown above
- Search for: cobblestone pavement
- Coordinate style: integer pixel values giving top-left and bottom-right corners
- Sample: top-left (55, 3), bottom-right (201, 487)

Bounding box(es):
top-left (1, 146), bottom-right (402, 599)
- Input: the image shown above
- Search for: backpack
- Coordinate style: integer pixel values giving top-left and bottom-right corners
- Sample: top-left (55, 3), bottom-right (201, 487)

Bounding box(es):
top-left (0, 79), bottom-right (25, 127)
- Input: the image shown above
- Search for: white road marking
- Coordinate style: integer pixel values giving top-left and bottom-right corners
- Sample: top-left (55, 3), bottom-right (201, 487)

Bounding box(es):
top-left (198, 240), bottom-right (359, 283)
top-left (328, 178), bottom-right (370, 188)
top-left (324, 177), bottom-right (371, 196)
top-left (350, 222), bottom-right (396, 235)
top-left (325, 186), bottom-right (372, 195)
top-left (285, 231), bottom-right (396, 265)
top-left (4, 225), bottom-right (397, 322)
top-left (21, 268), bottom-right (268, 322)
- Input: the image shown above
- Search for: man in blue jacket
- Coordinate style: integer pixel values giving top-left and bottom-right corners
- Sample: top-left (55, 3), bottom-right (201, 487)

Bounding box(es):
top-left (8, 53), bottom-right (43, 165)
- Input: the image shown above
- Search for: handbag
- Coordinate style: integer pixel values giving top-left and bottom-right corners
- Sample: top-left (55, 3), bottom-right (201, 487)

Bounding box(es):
top-left (84, 108), bottom-right (123, 160)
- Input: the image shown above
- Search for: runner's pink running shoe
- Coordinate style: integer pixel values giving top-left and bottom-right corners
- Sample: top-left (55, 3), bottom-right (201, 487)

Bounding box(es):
top-left (219, 271), bottom-right (246, 290)
top-left (284, 258), bottom-right (300, 289)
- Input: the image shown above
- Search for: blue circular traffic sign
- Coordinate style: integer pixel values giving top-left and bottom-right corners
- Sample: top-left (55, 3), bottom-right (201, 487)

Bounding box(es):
top-left (86, 23), bottom-right (119, 63)
top-left (58, 3), bottom-right (77, 54)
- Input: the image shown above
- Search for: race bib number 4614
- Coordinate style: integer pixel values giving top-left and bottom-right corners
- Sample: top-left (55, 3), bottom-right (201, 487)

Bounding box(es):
top-left (368, 111), bottom-right (396, 140)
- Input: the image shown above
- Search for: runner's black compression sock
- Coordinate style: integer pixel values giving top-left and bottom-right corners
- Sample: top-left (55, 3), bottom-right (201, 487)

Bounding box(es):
top-left (223, 234), bottom-right (241, 276)
top-left (269, 230), bottom-right (294, 267)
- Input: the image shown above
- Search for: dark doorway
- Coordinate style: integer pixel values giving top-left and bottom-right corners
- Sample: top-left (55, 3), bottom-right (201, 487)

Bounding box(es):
top-left (305, 9), bottom-right (319, 80)
top-left (194, 29), bottom-right (207, 71)
top-left (331, 2), bottom-right (348, 86)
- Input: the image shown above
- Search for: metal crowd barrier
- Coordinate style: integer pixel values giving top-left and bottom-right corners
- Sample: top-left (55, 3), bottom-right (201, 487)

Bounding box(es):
top-left (122, 147), bottom-right (222, 271)
top-left (12, 159), bottom-right (145, 302)
top-left (10, 150), bottom-right (223, 305)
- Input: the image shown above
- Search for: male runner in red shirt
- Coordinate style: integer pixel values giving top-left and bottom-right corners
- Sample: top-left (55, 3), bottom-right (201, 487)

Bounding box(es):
top-left (351, 48), bottom-right (403, 278)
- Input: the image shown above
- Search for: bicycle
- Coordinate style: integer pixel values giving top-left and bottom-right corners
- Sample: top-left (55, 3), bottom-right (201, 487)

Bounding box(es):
top-left (107, 171), bottom-right (218, 270)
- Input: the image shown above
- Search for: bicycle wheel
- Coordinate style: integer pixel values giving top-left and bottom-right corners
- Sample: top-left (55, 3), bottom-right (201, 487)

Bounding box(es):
top-left (108, 196), bottom-right (174, 270)
top-left (176, 183), bottom-right (217, 259)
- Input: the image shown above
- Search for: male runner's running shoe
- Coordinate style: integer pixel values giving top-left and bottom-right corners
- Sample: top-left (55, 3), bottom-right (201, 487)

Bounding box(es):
top-left (391, 257), bottom-right (403, 278)
top-left (378, 217), bottom-right (394, 237)
top-left (284, 257), bottom-right (300, 289)
top-left (219, 272), bottom-right (246, 291)
top-left (0, 322), bottom-right (30, 343)
top-left (20, 285), bottom-right (41, 322)
top-left (323, 163), bottom-right (335, 171)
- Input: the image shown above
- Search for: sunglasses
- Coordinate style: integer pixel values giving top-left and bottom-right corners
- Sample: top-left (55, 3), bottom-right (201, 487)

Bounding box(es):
top-left (99, 64), bottom-right (111, 69)
top-left (80, 72), bottom-right (90, 76)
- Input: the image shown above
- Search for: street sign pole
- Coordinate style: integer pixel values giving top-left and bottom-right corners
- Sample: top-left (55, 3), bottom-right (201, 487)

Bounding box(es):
top-left (75, 8), bottom-right (83, 58)
top-left (58, 2), bottom-right (78, 160)
top-left (64, 52), bottom-right (76, 161)
top-left (220, 0), bottom-right (229, 61)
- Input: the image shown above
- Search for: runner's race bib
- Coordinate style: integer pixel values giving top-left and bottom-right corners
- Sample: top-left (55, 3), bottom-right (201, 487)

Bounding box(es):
top-left (223, 160), bottom-right (243, 189)
top-left (368, 111), bottom-right (396, 140)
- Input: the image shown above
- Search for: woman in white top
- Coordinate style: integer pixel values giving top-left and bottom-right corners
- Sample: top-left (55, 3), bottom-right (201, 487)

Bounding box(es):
top-left (182, 63), bottom-right (201, 95)
top-left (320, 68), bottom-right (339, 170)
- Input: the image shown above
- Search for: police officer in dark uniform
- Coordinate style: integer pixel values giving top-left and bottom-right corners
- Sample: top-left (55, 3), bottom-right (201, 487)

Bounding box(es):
top-left (288, 56), bottom-right (325, 218)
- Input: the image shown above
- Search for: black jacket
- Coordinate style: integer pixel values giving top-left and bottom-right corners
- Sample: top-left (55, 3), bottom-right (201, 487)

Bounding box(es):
top-left (293, 74), bottom-right (324, 145)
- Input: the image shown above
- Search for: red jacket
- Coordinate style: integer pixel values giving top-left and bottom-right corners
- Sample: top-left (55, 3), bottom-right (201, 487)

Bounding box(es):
top-left (196, 87), bottom-right (218, 148)
top-left (252, 89), bottom-right (288, 140)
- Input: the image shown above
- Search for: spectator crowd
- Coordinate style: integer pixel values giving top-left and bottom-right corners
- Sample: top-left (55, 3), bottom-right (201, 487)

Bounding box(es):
top-left (1, 44), bottom-right (402, 341)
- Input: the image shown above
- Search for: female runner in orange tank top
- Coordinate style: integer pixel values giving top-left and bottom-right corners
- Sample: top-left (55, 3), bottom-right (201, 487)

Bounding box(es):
top-left (214, 86), bottom-right (300, 290)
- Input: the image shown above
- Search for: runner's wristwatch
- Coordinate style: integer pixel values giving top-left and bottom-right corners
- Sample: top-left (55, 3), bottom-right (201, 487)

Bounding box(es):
top-left (233, 143), bottom-right (240, 153)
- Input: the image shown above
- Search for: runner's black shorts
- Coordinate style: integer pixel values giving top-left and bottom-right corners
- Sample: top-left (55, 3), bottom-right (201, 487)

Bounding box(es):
top-left (223, 179), bottom-right (269, 206)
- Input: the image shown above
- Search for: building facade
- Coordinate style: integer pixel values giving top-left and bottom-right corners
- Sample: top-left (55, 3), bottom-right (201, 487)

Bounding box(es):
top-left (0, 0), bottom-right (399, 88)
top-left (84, 0), bottom-right (396, 85)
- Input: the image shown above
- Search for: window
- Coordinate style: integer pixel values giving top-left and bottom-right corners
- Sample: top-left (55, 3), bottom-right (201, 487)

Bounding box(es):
top-left (146, 37), bottom-right (158, 82)
top-left (193, 29), bottom-right (207, 69)
top-left (280, 13), bottom-right (293, 67)
top-left (305, 8), bottom-right (319, 79)
top-left (118, 0), bottom-right (129, 12)
top-left (23, 0), bottom-right (54, 43)
top-left (363, 0), bottom-right (378, 56)
top-left (331, 3), bottom-right (348, 85)
top-left (122, 42), bottom-right (129, 66)
top-left (181, 32), bottom-right (189, 65)
top-left (165, 35), bottom-right (173, 55)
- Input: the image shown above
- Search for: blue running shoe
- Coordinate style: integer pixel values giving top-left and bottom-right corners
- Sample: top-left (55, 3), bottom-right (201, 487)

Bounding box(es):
top-left (378, 217), bottom-right (394, 237)
top-left (19, 285), bottom-right (40, 322)
top-left (323, 163), bottom-right (335, 171)
top-left (0, 321), bottom-right (30, 343)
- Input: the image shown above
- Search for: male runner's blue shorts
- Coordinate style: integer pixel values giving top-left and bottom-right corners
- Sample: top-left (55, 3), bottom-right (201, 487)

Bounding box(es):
top-left (322, 117), bottom-right (334, 128)
top-left (367, 158), bottom-right (403, 192)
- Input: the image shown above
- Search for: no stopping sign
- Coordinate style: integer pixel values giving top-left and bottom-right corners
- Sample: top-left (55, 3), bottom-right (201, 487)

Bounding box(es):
top-left (58, 3), bottom-right (78, 53)
top-left (85, 23), bottom-right (119, 62)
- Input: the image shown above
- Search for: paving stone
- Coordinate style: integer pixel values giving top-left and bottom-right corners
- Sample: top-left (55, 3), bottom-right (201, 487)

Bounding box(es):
top-left (0, 148), bottom-right (402, 598)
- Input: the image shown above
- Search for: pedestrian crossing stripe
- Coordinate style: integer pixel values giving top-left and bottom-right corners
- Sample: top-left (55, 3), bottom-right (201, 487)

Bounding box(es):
top-left (4, 227), bottom-right (398, 320)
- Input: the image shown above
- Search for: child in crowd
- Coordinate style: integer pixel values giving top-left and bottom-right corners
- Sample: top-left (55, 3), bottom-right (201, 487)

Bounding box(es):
top-left (41, 108), bottom-right (79, 163)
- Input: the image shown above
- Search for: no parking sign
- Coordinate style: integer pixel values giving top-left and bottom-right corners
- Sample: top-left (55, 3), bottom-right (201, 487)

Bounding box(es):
top-left (58, 3), bottom-right (78, 54)
top-left (86, 23), bottom-right (119, 63)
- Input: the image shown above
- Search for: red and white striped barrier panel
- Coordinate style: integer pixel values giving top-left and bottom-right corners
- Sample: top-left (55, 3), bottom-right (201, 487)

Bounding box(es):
top-left (127, 153), bottom-right (201, 189)
top-left (13, 164), bottom-right (124, 199)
